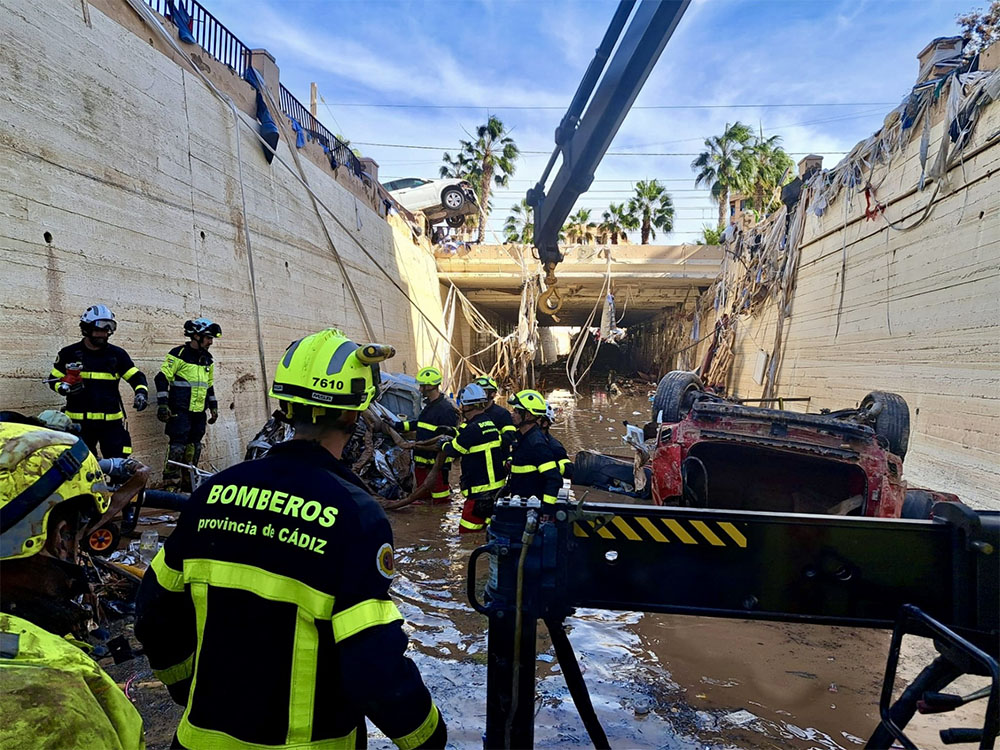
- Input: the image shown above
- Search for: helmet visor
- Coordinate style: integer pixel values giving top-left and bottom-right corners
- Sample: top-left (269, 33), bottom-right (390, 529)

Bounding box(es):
top-left (91, 319), bottom-right (117, 333)
top-left (205, 323), bottom-right (222, 338)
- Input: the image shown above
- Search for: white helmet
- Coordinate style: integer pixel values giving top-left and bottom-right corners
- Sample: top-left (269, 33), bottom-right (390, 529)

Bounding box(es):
top-left (459, 383), bottom-right (489, 409)
top-left (80, 305), bottom-right (116, 334)
top-left (544, 404), bottom-right (557, 423)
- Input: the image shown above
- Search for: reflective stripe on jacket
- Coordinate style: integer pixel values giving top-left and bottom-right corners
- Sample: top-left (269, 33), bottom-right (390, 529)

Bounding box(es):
top-left (0, 613), bottom-right (145, 750)
top-left (546, 433), bottom-right (573, 480)
top-left (443, 413), bottom-right (509, 496)
top-left (399, 395), bottom-right (459, 464)
top-left (505, 424), bottom-right (563, 504)
top-left (134, 440), bottom-right (444, 749)
top-left (50, 341), bottom-right (147, 421)
top-left (154, 344), bottom-right (216, 413)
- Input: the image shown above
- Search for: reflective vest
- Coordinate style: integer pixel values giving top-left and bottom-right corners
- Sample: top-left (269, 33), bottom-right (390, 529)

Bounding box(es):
top-left (134, 440), bottom-right (443, 749)
top-left (155, 344), bottom-right (217, 413)
top-left (50, 341), bottom-right (147, 421)
top-left (0, 613), bottom-right (145, 750)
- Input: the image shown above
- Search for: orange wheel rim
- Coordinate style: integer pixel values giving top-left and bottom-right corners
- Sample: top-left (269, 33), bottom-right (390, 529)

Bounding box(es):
top-left (89, 529), bottom-right (114, 551)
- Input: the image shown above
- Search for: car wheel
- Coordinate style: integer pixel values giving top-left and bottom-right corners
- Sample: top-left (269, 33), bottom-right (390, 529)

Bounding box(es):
top-left (84, 523), bottom-right (120, 557)
top-left (861, 391), bottom-right (910, 460)
top-left (441, 187), bottom-right (465, 210)
top-left (446, 215), bottom-right (466, 228)
top-left (652, 371), bottom-right (704, 423)
top-left (901, 489), bottom-right (935, 519)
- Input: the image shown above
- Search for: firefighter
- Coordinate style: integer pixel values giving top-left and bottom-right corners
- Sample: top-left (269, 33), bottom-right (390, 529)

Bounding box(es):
top-left (0, 421), bottom-right (144, 749)
top-left (155, 318), bottom-right (221, 491)
top-left (393, 366), bottom-right (459, 504)
top-left (49, 305), bottom-right (149, 458)
top-left (473, 375), bottom-right (515, 438)
top-left (540, 403), bottom-right (573, 480)
top-left (442, 383), bottom-right (508, 533)
top-left (135, 329), bottom-right (445, 749)
top-left (505, 390), bottom-right (563, 506)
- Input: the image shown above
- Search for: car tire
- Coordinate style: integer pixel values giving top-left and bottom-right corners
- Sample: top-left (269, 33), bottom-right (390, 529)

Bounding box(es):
top-left (446, 215), bottom-right (466, 228)
top-left (441, 187), bottom-right (465, 211)
top-left (861, 391), bottom-right (910, 460)
top-left (84, 523), bottom-right (120, 557)
top-left (901, 489), bottom-right (935, 519)
top-left (652, 371), bottom-right (704, 423)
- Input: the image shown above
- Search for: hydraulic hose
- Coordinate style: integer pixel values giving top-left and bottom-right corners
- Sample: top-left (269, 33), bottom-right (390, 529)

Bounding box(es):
top-left (506, 509), bottom-right (539, 749)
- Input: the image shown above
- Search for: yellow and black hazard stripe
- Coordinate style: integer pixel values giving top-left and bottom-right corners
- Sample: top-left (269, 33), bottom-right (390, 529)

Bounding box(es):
top-left (573, 515), bottom-right (747, 547)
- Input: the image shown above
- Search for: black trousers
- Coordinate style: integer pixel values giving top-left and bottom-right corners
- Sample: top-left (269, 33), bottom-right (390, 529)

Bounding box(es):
top-left (77, 419), bottom-right (132, 458)
top-left (165, 410), bottom-right (208, 447)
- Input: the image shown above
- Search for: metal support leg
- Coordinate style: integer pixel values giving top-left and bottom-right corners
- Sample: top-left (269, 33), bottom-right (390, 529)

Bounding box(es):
top-left (544, 615), bottom-right (610, 749)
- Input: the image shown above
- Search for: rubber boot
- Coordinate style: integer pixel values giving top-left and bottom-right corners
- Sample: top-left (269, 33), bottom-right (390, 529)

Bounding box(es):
top-left (162, 443), bottom-right (186, 492)
top-left (180, 444), bottom-right (196, 493)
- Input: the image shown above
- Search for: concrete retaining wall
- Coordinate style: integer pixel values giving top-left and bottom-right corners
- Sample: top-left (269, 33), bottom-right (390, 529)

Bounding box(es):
top-left (717, 98), bottom-right (999, 509)
top-left (1, 0), bottom-right (448, 472)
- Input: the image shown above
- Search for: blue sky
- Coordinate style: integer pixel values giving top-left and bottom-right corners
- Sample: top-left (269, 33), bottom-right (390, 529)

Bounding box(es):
top-left (204, 0), bottom-right (972, 242)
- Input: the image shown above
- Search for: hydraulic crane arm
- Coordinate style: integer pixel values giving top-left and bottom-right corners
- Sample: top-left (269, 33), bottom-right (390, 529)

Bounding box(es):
top-left (529, 0), bottom-right (690, 315)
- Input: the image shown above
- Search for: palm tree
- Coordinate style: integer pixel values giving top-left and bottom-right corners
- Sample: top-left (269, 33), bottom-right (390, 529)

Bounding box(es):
top-left (695, 224), bottom-right (722, 245)
top-left (503, 199), bottom-right (533, 244)
top-left (440, 115), bottom-right (519, 243)
top-left (564, 208), bottom-right (598, 244)
top-left (739, 132), bottom-right (794, 215)
top-left (691, 121), bottom-right (754, 230)
top-left (599, 202), bottom-right (639, 244)
top-left (627, 180), bottom-right (674, 244)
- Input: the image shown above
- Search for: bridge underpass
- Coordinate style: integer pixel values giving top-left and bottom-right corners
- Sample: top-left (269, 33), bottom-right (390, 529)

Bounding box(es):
top-left (436, 244), bottom-right (724, 328)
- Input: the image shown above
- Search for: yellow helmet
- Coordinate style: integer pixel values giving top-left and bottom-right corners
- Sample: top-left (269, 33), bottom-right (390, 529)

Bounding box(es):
top-left (416, 366), bottom-right (443, 387)
top-left (474, 375), bottom-right (499, 393)
top-left (269, 329), bottom-right (395, 413)
top-left (508, 389), bottom-right (548, 417)
top-left (1, 422), bottom-right (110, 561)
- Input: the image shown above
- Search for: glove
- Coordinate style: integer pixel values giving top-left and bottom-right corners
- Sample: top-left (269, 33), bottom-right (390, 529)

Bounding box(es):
top-left (56, 382), bottom-right (71, 396)
top-left (208, 408), bottom-right (218, 425)
top-left (156, 406), bottom-right (172, 423)
top-left (435, 425), bottom-right (457, 437)
top-left (133, 392), bottom-right (148, 411)
top-left (436, 435), bottom-right (452, 450)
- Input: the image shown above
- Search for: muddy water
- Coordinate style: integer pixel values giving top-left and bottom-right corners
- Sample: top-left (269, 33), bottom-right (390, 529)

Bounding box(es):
top-left (374, 387), bottom-right (897, 749)
top-left (128, 385), bottom-right (936, 749)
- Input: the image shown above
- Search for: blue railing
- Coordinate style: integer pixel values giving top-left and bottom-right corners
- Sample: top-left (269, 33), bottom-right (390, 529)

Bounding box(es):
top-left (144, 0), bottom-right (362, 175)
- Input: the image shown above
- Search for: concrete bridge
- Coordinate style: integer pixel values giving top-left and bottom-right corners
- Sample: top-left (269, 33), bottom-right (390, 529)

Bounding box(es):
top-left (436, 244), bottom-right (724, 326)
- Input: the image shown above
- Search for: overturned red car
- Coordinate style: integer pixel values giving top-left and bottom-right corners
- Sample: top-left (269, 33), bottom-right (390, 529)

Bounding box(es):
top-left (646, 371), bottom-right (958, 519)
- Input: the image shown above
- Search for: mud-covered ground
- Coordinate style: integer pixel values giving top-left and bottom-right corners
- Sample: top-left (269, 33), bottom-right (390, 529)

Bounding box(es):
top-left (112, 381), bottom-right (991, 749)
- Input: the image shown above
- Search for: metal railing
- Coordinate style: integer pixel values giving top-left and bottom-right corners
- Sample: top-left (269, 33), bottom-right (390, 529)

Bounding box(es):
top-left (143, 0), bottom-right (364, 177)
top-left (144, 0), bottom-right (249, 76)
top-left (278, 85), bottom-right (364, 176)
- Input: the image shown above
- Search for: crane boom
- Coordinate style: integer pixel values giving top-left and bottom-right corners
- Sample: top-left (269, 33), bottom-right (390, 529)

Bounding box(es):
top-left (529, 0), bottom-right (690, 315)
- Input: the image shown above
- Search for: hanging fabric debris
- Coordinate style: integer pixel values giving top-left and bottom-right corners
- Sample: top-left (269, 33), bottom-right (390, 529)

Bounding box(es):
top-left (243, 67), bottom-right (280, 164)
top-left (165, 0), bottom-right (196, 44)
top-left (289, 117), bottom-right (306, 149)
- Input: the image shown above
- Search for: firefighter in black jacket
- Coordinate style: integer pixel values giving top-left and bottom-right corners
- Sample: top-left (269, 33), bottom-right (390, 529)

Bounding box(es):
top-left (394, 367), bottom-right (458, 503)
top-left (473, 375), bottom-right (515, 438)
top-left (155, 318), bottom-right (221, 490)
top-left (540, 403), bottom-right (573, 480)
top-left (49, 305), bottom-right (149, 458)
top-left (504, 390), bottom-right (563, 506)
top-left (135, 328), bottom-right (446, 750)
top-left (442, 383), bottom-right (509, 533)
